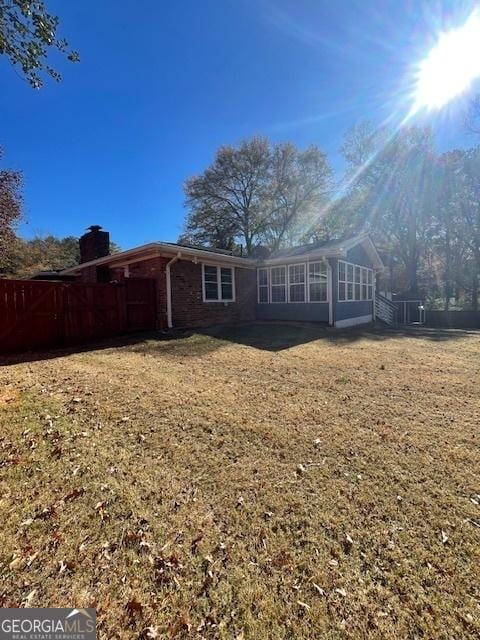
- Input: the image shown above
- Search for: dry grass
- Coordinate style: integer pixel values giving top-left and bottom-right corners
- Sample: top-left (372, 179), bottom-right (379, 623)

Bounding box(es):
top-left (0, 323), bottom-right (479, 639)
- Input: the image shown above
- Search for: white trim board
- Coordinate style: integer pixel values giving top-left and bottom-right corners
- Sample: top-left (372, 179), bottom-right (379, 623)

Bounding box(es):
top-left (335, 314), bottom-right (373, 329)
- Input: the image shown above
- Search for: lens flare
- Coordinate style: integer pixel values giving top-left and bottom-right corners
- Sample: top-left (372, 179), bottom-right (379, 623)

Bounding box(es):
top-left (414, 10), bottom-right (480, 110)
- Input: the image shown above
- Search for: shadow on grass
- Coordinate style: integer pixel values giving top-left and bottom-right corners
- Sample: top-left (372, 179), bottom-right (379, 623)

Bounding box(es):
top-left (0, 323), bottom-right (478, 366)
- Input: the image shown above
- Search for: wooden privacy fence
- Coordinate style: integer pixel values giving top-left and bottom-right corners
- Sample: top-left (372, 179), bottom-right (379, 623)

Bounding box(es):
top-left (0, 278), bottom-right (157, 354)
top-left (424, 310), bottom-right (480, 329)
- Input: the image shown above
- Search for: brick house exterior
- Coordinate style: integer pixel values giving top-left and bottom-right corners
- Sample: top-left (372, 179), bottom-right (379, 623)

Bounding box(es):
top-left (62, 230), bottom-right (384, 330)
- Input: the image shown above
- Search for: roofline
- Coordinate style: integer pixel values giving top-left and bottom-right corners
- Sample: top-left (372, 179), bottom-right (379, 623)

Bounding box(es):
top-left (61, 233), bottom-right (383, 274)
top-left (61, 242), bottom-right (256, 274)
top-left (260, 249), bottom-right (344, 266)
top-left (261, 233), bottom-right (384, 269)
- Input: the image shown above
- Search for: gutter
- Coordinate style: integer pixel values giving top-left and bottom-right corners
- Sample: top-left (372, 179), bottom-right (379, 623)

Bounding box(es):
top-left (166, 252), bottom-right (181, 329)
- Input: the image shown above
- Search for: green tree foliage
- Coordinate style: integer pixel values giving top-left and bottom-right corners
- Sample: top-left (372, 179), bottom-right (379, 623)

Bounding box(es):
top-left (0, 147), bottom-right (22, 267)
top-left (182, 137), bottom-right (332, 255)
top-left (6, 235), bottom-right (122, 278)
top-left (0, 0), bottom-right (78, 88)
top-left (6, 234), bottom-right (79, 277)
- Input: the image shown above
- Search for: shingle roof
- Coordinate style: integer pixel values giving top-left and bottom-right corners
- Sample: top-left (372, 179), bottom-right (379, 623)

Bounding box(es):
top-left (267, 236), bottom-right (352, 259)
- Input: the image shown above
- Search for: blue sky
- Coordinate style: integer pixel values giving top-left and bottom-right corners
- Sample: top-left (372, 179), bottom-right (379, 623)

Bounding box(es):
top-left (1, 0), bottom-right (478, 249)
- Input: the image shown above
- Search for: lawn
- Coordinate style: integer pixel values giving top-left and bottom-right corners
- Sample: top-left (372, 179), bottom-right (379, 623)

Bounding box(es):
top-left (0, 324), bottom-right (479, 639)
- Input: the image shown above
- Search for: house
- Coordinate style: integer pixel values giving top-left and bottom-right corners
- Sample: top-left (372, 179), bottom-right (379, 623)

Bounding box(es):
top-left (61, 226), bottom-right (384, 330)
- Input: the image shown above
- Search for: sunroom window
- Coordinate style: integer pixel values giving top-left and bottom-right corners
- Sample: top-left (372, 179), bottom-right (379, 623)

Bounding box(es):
top-left (258, 268), bottom-right (269, 303)
top-left (338, 260), bottom-right (373, 301)
top-left (271, 266), bottom-right (286, 302)
top-left (308, 262), bottom-right (328, 302)
top-left (288, 264), bottom-right (306, 302)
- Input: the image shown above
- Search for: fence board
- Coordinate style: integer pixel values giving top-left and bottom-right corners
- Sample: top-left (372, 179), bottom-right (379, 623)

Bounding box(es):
top-left (0, 278), bottom-right (157, 354)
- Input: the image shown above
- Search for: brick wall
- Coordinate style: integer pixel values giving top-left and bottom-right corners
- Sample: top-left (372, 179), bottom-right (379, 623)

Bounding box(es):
top-left (171, 260), bottom-right (256, 328)
top-left (76, 256), bottom-right (256, 330)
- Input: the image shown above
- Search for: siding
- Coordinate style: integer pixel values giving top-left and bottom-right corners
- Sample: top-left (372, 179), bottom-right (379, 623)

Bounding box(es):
top-left (336, 300), bottom-right (373, 321)
top-left (256, 302), bottom-right (329, 322)
top-left (346, 243), bottom-right (373, 268)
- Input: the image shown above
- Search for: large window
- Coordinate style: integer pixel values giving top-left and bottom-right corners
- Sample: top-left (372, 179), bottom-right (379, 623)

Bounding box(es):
top-left (271, 266), bottom-right (287, 302)
top-left (257, 261), bottom-right (329, 303)
top-left (289, 264), bottom-right (306, 302)
top-left (202, 265), bottom-right (235, 302)
top-left (338, 260), bottom-right (373, 302)
top-left (309, 262), bottom-right (328, 302)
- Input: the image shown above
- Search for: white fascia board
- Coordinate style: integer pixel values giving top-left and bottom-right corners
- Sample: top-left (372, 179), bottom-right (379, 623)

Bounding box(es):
top-left (62, 242), bottom-right (255, 274)
top-left (260, 250), bottom-right (344, 267)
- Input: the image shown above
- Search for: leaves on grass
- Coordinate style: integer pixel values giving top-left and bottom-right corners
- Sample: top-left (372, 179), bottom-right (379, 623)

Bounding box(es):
top-left (63, 487), bottom-right (85, 503)
top-left (125, 598), bottom-right (143, 617)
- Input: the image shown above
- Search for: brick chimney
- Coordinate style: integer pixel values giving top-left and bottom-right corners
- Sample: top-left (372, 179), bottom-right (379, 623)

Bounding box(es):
top-left (79, 225), bottom-right (110, 263)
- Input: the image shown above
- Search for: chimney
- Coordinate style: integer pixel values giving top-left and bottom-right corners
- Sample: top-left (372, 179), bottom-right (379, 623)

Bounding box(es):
top-left (79, 225), bottom-right (110, 263)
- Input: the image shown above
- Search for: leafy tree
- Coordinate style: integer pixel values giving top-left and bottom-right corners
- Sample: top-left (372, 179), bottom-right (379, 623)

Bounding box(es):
top-left (0, 0), bottom-right (78, 88)
top-left (5, 234), bottom-right (121, 278)
top-left (340, 123), bottom-right (437, 296)
top-left (0, 146), bottom-right (22, 268)
top-left (182, 137), bottom-right (332, 255)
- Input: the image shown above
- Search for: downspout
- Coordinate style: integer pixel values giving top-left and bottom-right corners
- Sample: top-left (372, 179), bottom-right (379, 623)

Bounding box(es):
top-left (166, 252), bottom-right (181, 329)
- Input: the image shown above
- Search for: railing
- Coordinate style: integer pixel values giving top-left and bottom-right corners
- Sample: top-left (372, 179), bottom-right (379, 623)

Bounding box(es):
top-left (375, 292), bottom-right (396, 325)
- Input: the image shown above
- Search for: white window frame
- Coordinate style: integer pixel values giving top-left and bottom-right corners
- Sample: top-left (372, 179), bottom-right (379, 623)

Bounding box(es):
top-left (270, 265), bottom-right (287, 303)
top-left (288, 263), bottom-right (306, 303)
top-left (202, 264), bottom-right (235, 302)
top-left (256, 261), bottom-right (330, 304)
top-left (338, 260), bottom-right (373, 302)
top-left (257, 268), bottom-right (269, 304)
top-left (308, 261), bottom-right (328, 303)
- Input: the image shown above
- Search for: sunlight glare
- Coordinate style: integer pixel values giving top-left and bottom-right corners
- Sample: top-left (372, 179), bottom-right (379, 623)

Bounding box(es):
top-left (414, 10), bottom-right (480, 110)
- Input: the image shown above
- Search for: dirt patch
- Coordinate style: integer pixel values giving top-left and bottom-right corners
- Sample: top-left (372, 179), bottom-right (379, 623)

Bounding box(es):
top-left (0, 324), bottom-right (479, 639)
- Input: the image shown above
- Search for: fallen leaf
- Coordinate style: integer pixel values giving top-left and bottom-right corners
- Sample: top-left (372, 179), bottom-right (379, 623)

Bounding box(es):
top-left (9, 556), bottom-right (24, 570)
top-left (125, 599), bottom-right (143, 617)
top-left (63, 487), bottom-right (85, 503)
top-left (312, 583), bottom-right (326, 596)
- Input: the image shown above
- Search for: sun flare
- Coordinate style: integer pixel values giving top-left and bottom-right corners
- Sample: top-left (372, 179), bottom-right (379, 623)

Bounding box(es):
top-left (414, 10), bottom-right (480, 110)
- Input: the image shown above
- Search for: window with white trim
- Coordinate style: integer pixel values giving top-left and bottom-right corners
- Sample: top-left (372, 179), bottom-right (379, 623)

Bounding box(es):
top-left (256, 262), bottom-right (330, 303)
top-left (338, 260), bottom-right (373, 301)
top-left (202, 265), bottom-right (235, 302)
top-left (288, 264), bottom-right (306, 302)
top-left (308, 262), bottom-right (328, 302)
top-left (258, 268), bottom-right (269, 303)
top-left (271, 266), bottom-right (286, 302)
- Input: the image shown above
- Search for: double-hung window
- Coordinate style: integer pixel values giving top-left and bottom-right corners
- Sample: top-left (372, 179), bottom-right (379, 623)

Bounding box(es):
top-left (202, 265), bottom-right (235, 302)
top-left (308, 262), bottom-right (328, 302)
top-left (258, 268), bottom-right (269, 303)
top-left (271, 266), bottom-right (286, 302)
top-left (288, 264), bottom-right (306, 302)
